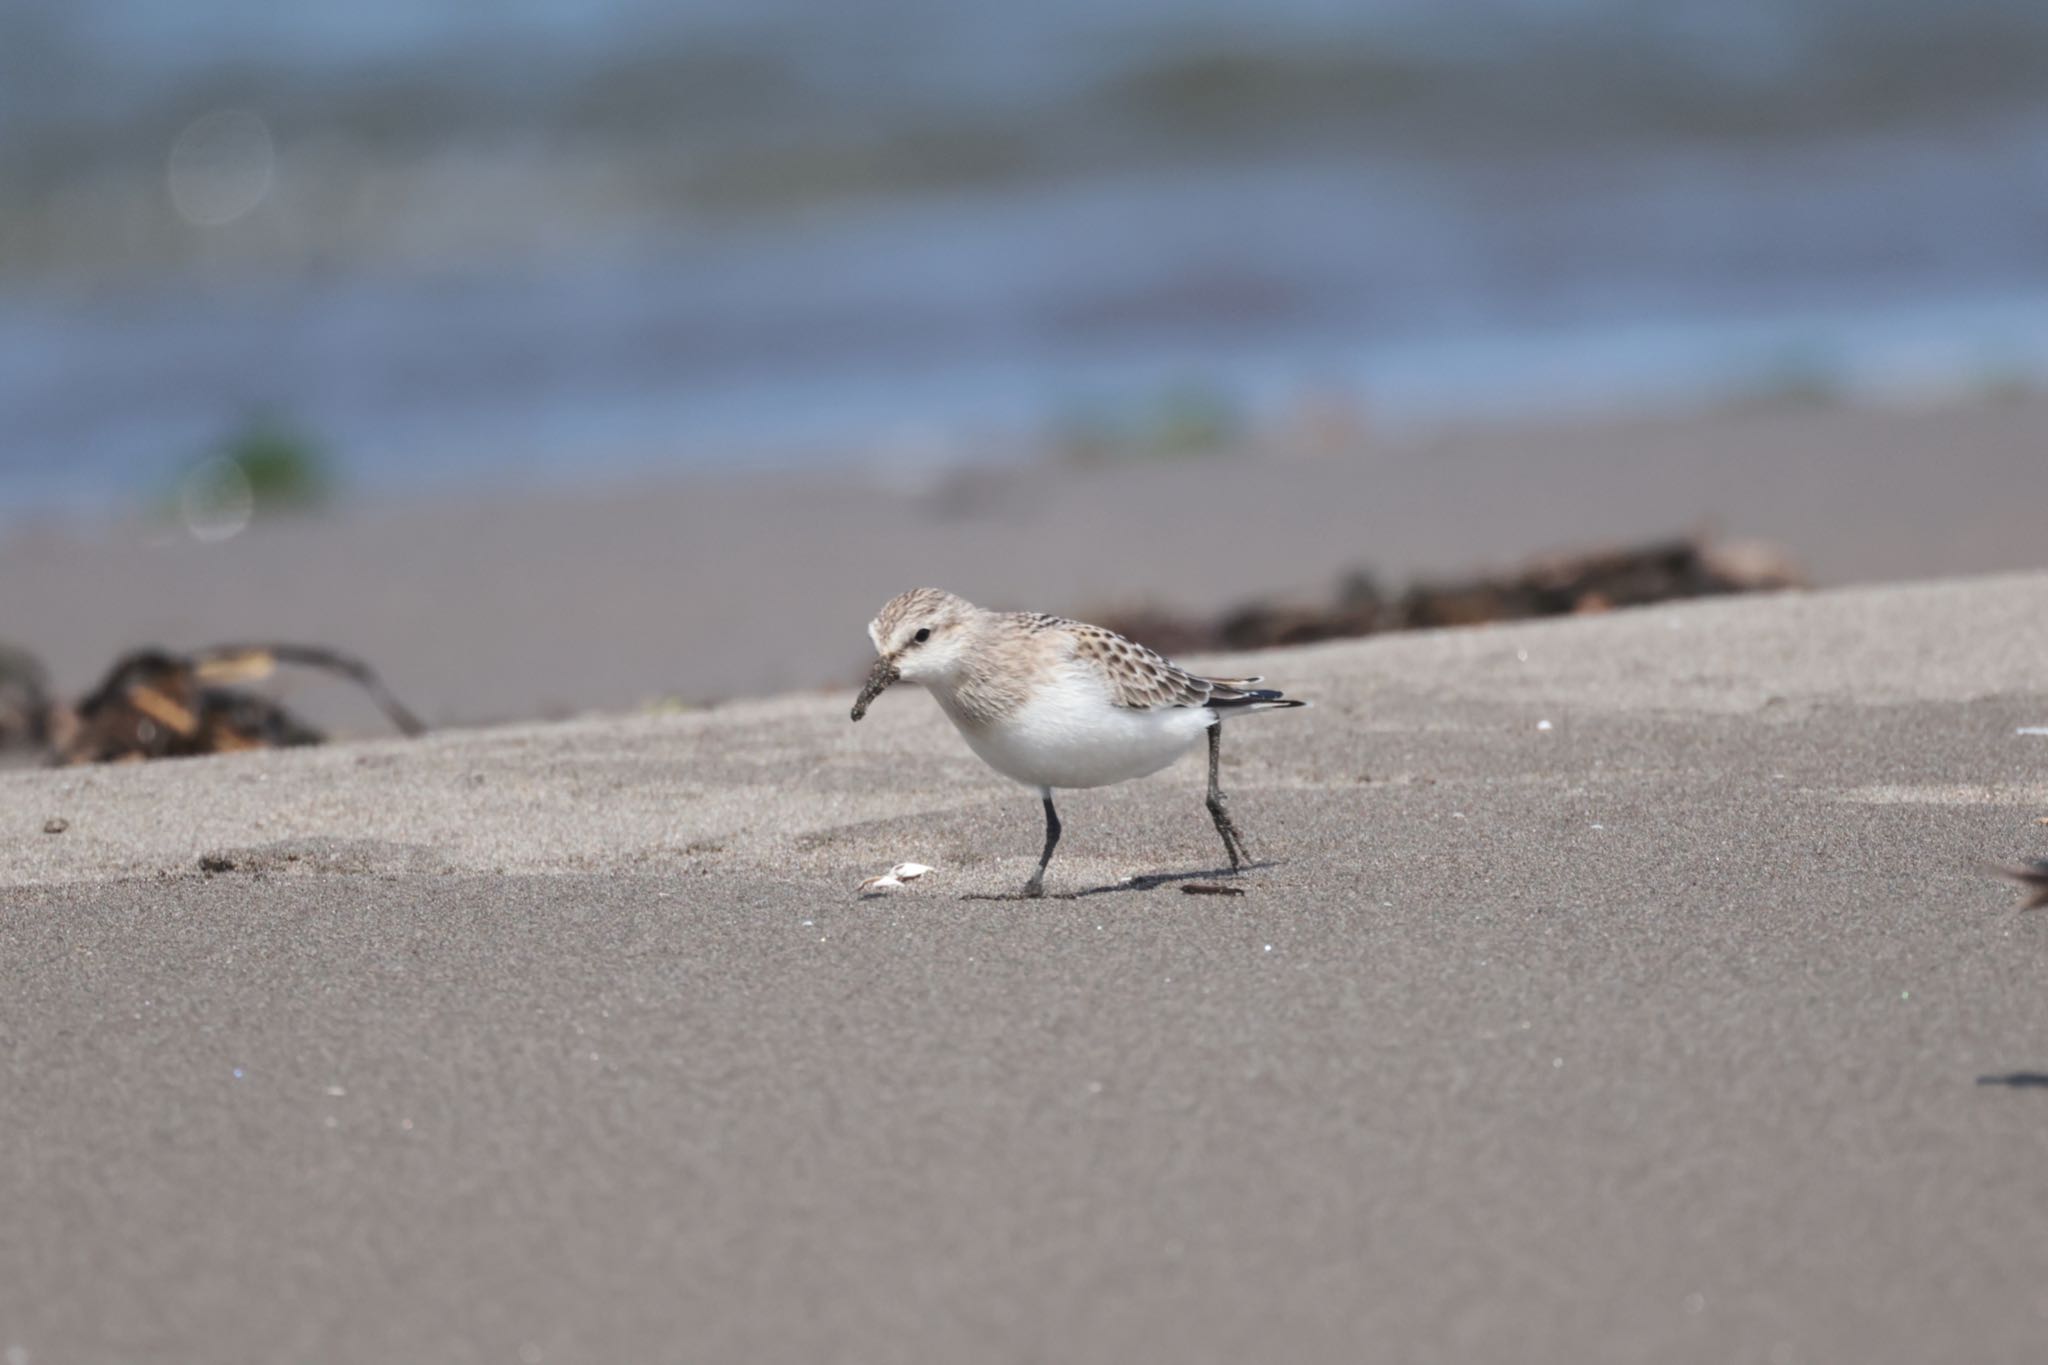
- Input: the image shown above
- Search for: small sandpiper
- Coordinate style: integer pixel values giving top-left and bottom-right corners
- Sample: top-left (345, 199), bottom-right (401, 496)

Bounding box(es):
top-left (850, 588), bottom-right (1306, 897)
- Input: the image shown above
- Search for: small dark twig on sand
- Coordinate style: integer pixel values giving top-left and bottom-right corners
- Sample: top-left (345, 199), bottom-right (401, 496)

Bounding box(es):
top-left (1989, 859), bottom-right (2048, 911)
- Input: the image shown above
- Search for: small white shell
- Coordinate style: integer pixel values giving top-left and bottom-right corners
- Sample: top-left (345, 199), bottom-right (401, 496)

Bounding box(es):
top-left (859, 862), bottom-right (935, 893)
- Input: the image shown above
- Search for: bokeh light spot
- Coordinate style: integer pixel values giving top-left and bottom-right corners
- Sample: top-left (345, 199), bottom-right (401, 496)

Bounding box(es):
top-left (178, 455), bottom-right (256, 542)
top-left (167, 108), bottom-right (275, 226)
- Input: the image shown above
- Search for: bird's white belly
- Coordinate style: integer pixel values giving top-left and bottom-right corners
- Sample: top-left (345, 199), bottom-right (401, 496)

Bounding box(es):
top-left (943, 680), bottom-right (1213, 790)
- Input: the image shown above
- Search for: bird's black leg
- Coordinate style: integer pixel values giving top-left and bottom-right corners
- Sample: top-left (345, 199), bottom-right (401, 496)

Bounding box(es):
top-left (1206, 722), bottom-right (1248, 871)
top-left (1023, 788), bottom-right (1061, 898)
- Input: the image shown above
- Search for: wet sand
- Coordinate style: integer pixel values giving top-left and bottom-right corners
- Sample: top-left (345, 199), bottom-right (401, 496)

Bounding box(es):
top-left (4, 571), bottom-right (2048, 1362)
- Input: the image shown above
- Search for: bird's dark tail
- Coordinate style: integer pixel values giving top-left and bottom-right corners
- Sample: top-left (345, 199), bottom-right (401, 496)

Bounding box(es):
top-left (1205, 681), bottom-right (1309, 713)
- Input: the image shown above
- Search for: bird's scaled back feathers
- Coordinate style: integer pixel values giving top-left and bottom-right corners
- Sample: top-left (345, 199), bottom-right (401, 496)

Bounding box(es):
top-left (1020, 613), bottom-right (1307, 714)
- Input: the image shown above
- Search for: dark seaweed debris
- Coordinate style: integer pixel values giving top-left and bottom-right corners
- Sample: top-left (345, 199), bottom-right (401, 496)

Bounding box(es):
top-left (1096, 536), bottom-right (1805, 655)
top-left (0, 643), bottom-right (423, 765)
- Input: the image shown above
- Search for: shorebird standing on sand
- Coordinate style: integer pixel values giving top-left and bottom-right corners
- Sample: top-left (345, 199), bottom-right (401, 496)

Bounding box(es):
top-left (850, 587), bottom-right (1307, 897)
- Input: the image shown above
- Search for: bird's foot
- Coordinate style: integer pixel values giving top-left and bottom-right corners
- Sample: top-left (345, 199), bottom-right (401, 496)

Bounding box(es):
top-left (1207, 794), bottom-right (1249, 871)
top-left (1212, 820), bottom-right (1248, 870)
top-left (963, 885), bottom-right (1077, 901)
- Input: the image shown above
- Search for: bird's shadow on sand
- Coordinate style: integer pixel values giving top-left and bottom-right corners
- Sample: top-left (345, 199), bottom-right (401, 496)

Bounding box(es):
top-left (1976, 1072), bottom-right (2048, 1089)
top-left (960, 861), bottom-right (1280, 901)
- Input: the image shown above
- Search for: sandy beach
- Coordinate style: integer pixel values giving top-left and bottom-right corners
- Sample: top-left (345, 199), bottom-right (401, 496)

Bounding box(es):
top-left (4, 393), bottom-right (2044, 730)
top-left (5, 569), bottom-right (2048, 1362)
top-left (10, 4), bottom-right (2048, 1358)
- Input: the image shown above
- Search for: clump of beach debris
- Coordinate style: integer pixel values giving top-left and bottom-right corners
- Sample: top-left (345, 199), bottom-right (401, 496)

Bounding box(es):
top-left (0, 643), bottom-right (423, 766)
top-left (1096, 535), bottom-right (1804, 655)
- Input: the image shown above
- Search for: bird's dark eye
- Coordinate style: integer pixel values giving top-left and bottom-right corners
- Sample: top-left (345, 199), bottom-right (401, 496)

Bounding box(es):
top-left (913, 627), bottom-right (931, 644)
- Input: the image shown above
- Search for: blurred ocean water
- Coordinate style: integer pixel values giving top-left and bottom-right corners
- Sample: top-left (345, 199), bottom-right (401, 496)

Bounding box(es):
top-left (3, 0), bottom-right (2046, 512)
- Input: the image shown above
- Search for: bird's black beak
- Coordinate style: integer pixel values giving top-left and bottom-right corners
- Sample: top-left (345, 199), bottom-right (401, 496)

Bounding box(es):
top-left (850, 656), bottom-right (898, 722)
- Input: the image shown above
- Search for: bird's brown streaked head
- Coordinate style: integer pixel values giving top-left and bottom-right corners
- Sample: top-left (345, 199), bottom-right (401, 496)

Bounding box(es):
top-left (850, 588), bottom-right (978, 721)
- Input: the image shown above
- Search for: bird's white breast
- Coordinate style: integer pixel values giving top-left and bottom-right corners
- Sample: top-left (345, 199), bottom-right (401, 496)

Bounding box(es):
top-left (934, 661), bottom-right (1212, 790)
